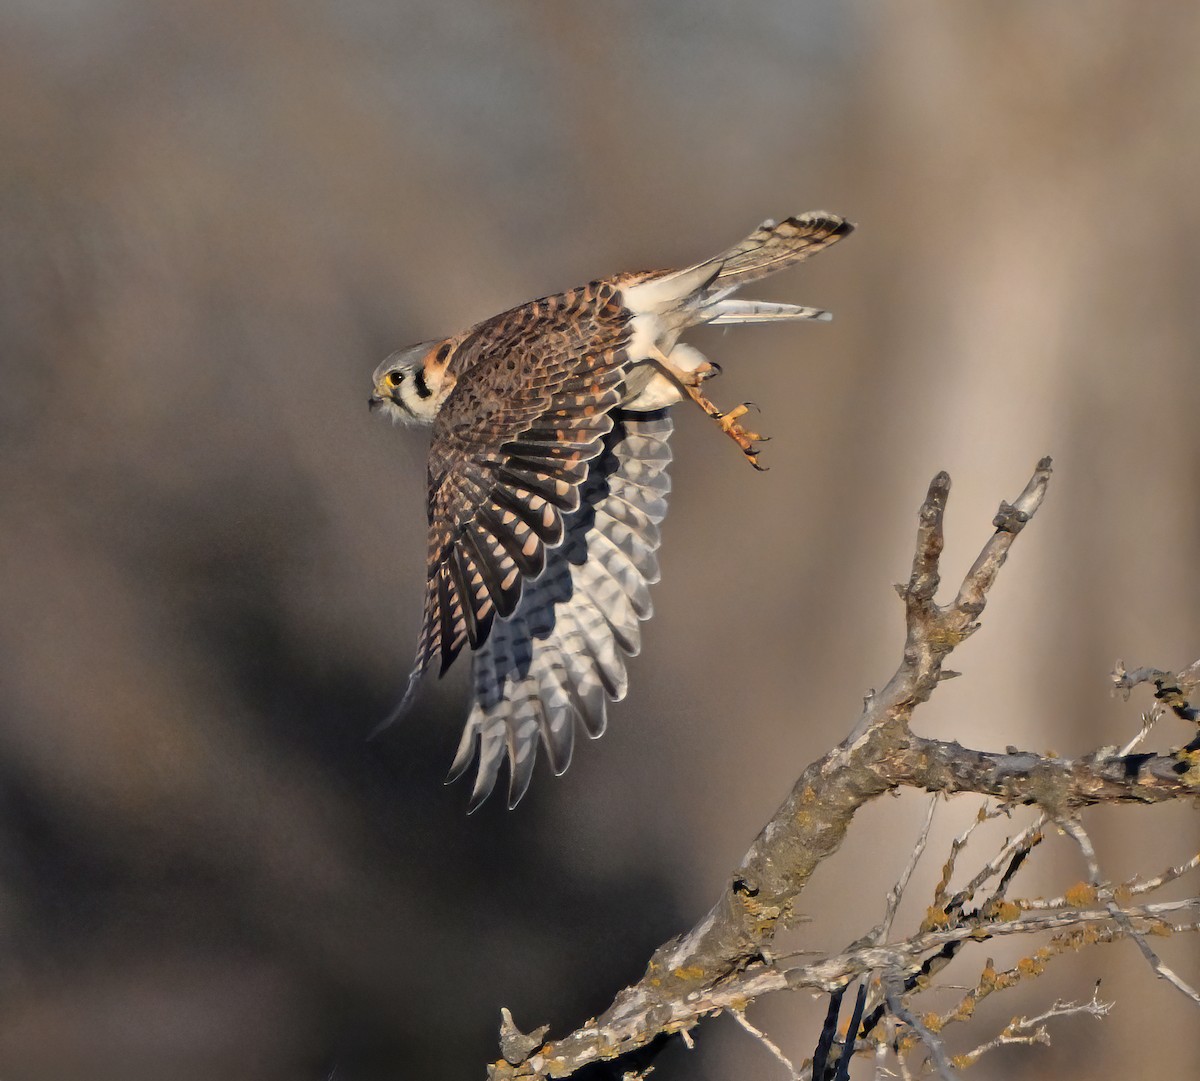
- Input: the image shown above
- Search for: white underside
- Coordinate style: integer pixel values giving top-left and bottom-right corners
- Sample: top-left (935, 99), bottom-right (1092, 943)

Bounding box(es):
top-left (618, 264), bottom-right (830, 413)
top-left (620, 308), bottom-right (710, 411)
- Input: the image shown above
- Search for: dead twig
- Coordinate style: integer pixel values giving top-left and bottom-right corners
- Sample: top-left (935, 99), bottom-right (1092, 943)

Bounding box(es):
top-left (729, 1007), bottom-right (799, 1079)
top-left (884, 971), bottom-right (957, 1081)
top-left (1061, 817), bottom-right (1200, 1008)
top-left (952, 987), bottom-right (1112, 1069)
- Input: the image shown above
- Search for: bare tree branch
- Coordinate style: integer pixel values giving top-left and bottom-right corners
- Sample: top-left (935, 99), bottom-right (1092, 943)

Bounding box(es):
top-left (884, 971), bottom-right (957, 1081)
top-left (1061, 817), bottom-right (1200, 1007)
top-left (1112, 658), bottom-right (1200, 724)
top-left (486, 459), bottom-right (1200, 1079)
top-left (953, 988), bottom-right (1112, 1069)
top-left (874, 796), bottom-right (939, 945)
top-left (729, 1006), bottom-right (799, 1079)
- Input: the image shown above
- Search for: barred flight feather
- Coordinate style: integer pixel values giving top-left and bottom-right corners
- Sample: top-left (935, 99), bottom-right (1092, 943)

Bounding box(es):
top-left (454, 410), bottom-right (672, 810)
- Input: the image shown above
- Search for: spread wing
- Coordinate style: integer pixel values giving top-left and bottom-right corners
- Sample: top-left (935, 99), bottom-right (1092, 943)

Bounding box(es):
top-left (413, 283), bottom-right (633, 682)
top-left (448, 410), bottom-right (673, 810)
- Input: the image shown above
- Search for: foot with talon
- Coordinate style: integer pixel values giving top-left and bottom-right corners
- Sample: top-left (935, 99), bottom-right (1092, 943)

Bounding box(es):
top-left (646, 345), bottom-right (769, 469)
top-left (717, 403), bottom-right (770, 470)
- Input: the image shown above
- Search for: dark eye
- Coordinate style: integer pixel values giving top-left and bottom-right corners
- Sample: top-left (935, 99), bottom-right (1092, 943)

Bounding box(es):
top-left (387, 371), bottom-right (404, 387)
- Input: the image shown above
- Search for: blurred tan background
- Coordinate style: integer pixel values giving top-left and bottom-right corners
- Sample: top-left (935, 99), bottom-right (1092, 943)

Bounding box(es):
top-left (2, 2), bottom-right (1199, 1079)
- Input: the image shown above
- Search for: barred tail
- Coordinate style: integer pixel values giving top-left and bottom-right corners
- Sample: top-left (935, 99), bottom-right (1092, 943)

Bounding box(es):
top-left (706, 212), bottom-right (854, 289)
top-left (620, 211), bottom-right (853, 331)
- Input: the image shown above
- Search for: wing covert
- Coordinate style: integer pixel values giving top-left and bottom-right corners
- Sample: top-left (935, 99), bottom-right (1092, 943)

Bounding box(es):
top-left (412, 284), bottom-right (633, 679)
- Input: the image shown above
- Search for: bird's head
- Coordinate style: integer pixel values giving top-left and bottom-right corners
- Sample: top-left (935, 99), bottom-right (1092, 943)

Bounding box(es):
top-left (369, 340), bottom-right (456, 425)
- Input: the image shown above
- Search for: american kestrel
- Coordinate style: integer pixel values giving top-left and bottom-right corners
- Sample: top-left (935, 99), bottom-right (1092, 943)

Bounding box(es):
top-left (370, 212), bottom-right (853, 809)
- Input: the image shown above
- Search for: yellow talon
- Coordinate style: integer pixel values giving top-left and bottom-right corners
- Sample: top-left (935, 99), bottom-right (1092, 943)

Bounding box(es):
top-left (716, 403), bottom-right (769, 469)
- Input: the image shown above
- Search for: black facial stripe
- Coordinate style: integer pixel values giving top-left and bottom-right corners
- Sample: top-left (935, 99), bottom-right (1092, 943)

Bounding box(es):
top-left (413, 367), bottom-right (432, 399)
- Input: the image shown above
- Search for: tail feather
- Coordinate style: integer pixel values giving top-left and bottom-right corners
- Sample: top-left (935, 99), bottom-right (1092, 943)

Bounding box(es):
top-left (706, 299), bottom-right (833, 325)
top-left (620, 211), bottom-right (853, 333)
top-left (706, 212), bottom-right (853, 289)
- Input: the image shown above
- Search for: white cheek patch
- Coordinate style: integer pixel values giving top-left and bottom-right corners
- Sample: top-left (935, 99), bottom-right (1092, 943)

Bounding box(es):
top-left (399, 383), bottom-right (441, 423)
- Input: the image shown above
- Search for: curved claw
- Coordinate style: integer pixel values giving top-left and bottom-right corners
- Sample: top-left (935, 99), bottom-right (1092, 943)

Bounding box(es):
top-left (716, 402), bottom-right (771, 469)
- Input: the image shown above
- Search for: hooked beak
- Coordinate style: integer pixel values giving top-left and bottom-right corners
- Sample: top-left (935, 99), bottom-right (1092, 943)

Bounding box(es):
top-left (369, 375), bottom-right (400, 412)
top-left (369, 381), bottom-right (411, 421)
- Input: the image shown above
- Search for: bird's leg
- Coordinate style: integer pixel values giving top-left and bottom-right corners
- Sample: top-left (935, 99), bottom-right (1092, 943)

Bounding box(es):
top-left (650, 348), bottom-right (770, 470)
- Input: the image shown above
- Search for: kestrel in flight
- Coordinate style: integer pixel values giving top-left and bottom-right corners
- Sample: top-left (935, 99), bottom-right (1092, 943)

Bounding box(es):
top-left (370, 212), bottom-right (854, 809)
